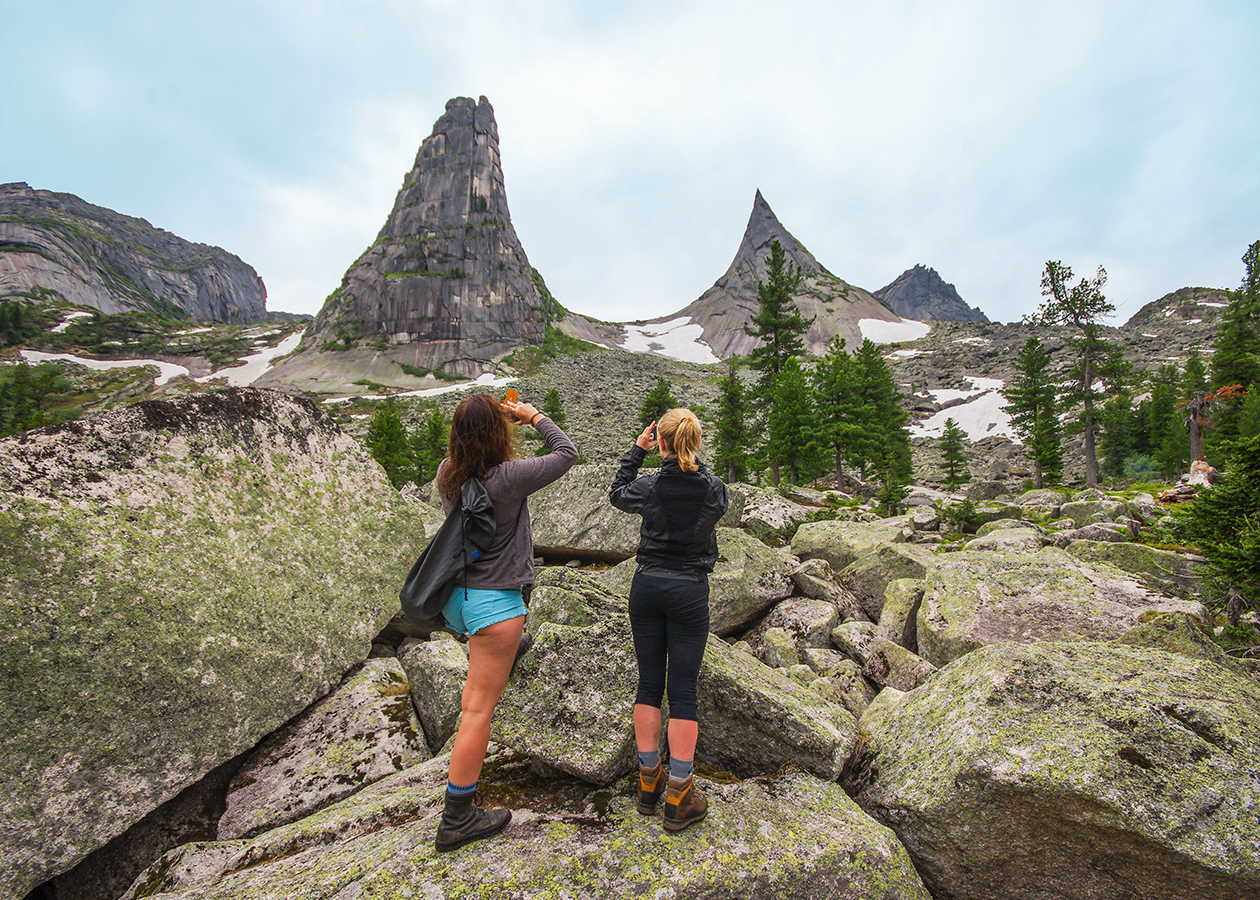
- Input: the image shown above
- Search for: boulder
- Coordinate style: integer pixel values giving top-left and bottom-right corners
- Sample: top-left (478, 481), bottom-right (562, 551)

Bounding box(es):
top-left (536, 565), bottom-right (627, 631)
top-left (878, 578), bottom-right (925, 652)
top-left (1017, 488), bottom-right (1069, 507)
top-left (1066, 540), bottom-right (1206, 599)
top-left (801, 646), bottom-right (853, 674)
top-left (732, 481), bottom-right (814, 532)
top-left (492, 621), bottom-right (637, 784)
top-left (759, 625), bottom-right (801, 668)
top-left (831, 620), bottom-right (883, 666)
top-left (809, 658), bottom-right (877, 719)
top-left (397, 634), bottom-right (469, 751)
top-left (528, 463), bottom-right (640, 561)
top-left (744, 597), bottom-right (841, 656)
top-left (1059, 498), bottom-right (1128, 527)
top-left (969, 502), bottom-right (1023, 527)
top-left (216, 657), bottom-right (429, 841)
top-left (792, 515), bottom-right (911, 572)
top-left (697, 635), bottom-right (858, 780)
top-left (1051, 522), bottom-right (1130, 547)
top-left (123, 750), bottom-right (932, 900)
top-left (1117, 611), bottom-right (1238, 669)
top-left (862, 639), bottom-right (938, 691)
top-left (1017, 503), bottom-right (1060, 524)
top-left (790, 556), bottom-right (868, 621)
top-left (909, 503), bottom-right (941, 531)
top-left (845, 641), bottom-right (1260, 900)
top-left (841, 543), bottom-right (937, 621)
top-left (917, 547), bottom-right (1208, 667)
top-left (966, 526), bottom-right (1045, 553)
top-left (0, 389), bottom-right (424, 899)
top-left (974, 517), bottom-right (1031, 536)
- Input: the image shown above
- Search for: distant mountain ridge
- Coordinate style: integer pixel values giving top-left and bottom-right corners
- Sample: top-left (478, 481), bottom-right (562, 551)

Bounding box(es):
top-left (875, 264), bottom-right (988, 323)
top-left (0, 182), bottom-right (267, 322)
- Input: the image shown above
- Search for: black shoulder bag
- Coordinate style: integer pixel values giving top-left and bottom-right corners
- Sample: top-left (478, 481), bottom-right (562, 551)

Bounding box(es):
top-left (399, 477), bottom-right (496, 631)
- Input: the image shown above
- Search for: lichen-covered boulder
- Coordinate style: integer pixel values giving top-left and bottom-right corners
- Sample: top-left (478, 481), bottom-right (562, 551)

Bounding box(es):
top-left (790, 556), bottom-right (868, 621)
top-left (0, 389), bottom-right (426, 899)
top-left (974, 517), bottom-right (1030, 536)
top-left (1117, 611), bottom-right (1238, 668)
top-left (1051, 522), bottom-right (1130, 547)
top-left (810, 658), bottom-right (877, 719)
top-left (528, 463), bottom-right (640, 560)
top-left (122, 750), bottom-right (932, 900)
top-left (841, 543), bottom-right (936, 620)
top-left (733, 481), bottom-right (813, 531)
top-left (862, 639), bottom-right (937, 691)
top-left (698, 635), bottom-right (857, 780)
top-left (216, 657), bottom-right (428, 841)
top-left (759, 625), bottom-right (800, 667)
top-left (1066, 540), bottom-right (1206, 599)
top-left (744, 597), bottom-right (840, 656)
top-left (969, 502), bottom-right (1022, 527)
top-left (1059, 497), bottom-right (1128, 527)
top-left (878, 578), bottom-right (924, 651)
top-left (792, 516), bottom-right (910, 572)
top-left (844, 641), bottom-right (1260, 900)
top-left (832, 620), bottom-right (883, 666)
top-left (802, 646), bottom-right (852, 674)
top-left (492, 621), bottom-right (637, 784)
top-left (966, 526), bottom-right (1045, 552)
top-left (535, 565), bottom-right (627, 631)
top-left (1017, 488), bottom-right (1069, 507)
top-left (917, 547), bottom-right (1207, 667)
top-left (397, 634), bottom-right (468, 751)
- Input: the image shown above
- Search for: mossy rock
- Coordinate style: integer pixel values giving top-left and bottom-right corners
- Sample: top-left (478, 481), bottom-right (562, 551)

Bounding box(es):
top-left (0, 389), bottom-right (426, 898)
top-left (792, 516), bottom-right (910, 572)
top-left (917, 547), bottom-right (1207, 667)
top-left (841, 543), bottom-right (936, 621)
top-left (123, 750), bottom-right (932, 899)
top-left (845, 641), bottom-right (1260, 900)
top-left (1066, 540), bottom-right (1206, 599)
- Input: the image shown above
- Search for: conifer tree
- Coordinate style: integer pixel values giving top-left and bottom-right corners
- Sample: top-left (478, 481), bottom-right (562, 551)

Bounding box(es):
top-left (744, 239), bottom-right (814, 401)
top-left (712, 359), bottom-right (750, 483)
top-left (939, 417), bottom-right (970, 489)
top-left (852, 339), bottom-right (911, 481)
top-left (765, 356), bottom-right (816, 486)
top-left (639, 376), bottom-right (678, 427)
top-left (1001, 337), bottom-right (1063, 487)
top-left (1208, 240), bottom-right (1260, 453)
top-left (874, 451), bottom-right (912, 516)
top-left (813, 337), bottom-right (866, 490)
top-left (541, 388), bottom-right (566, 428)
top-left (365, 401), bottom-right (414, 489)
top-left (1026, 261), bottom-right (1115, 487)
top-left (412, 404), bottom-right (449, 483)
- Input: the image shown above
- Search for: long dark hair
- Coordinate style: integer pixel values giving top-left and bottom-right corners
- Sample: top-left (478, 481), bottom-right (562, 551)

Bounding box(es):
top-left (437, 393), bottom-right (515, 504)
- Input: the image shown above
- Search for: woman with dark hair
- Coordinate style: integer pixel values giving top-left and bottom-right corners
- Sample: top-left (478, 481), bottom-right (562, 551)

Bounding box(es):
top-left (433, 392), bottom-right (577, 852)
top-left (609, 408), bottom-right (727, 831)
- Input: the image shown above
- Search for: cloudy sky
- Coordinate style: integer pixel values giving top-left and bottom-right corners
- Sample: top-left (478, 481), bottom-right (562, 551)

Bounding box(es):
top-left (5, 1), bottom-right (1258, 325)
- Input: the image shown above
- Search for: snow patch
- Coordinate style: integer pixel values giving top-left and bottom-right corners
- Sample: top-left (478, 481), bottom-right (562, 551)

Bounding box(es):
top-left (911, 377), bottom-right (1017, 443)
top-left (1200, 301), bottom-right (1228, 308)
top-left (858, 318), bottom-right (931, 343)
top-left (51, 311), bottom-right (93, 333)
top-left (322, 372), bottom-right (517, 405)
top-left (1141, 333), bottom-right (1158, 338)
top-left (21, 350), bottom-right (190, 386)
top-left (196, 332), bottom-right (304, 387)
top-left (1185, 318), bottom-right (1203, 325)
top-left (889, 349), bottom-right (933, 359)
top-left (952, 336), bottom-right (990, 346)
top-left (620, 317), bottom-right (720, 364)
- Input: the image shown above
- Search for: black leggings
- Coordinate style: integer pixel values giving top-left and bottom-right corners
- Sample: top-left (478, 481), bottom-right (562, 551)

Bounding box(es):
top-left (628, 572), bottom-right (710, 722)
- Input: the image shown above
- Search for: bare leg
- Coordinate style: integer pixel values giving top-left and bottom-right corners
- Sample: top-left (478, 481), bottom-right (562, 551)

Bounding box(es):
top-left (447, 616), bottom-right (525, 786)
top-left (666, 717), bottom-right (698, 763)
top-left (634, 703), bottom-right (662, 753)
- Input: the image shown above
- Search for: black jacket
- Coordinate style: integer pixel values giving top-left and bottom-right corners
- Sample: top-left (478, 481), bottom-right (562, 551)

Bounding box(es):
top-left (609, 445), bottom-right (728, 580)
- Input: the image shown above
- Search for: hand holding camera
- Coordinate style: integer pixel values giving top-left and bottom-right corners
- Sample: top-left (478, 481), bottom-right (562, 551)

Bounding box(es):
top-left (501, 389), bottom-right (541, 426)
top-left (636, 421), bottom-right (658, 452)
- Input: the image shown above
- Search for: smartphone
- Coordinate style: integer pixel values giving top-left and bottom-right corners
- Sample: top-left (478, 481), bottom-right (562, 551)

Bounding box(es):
top-left (650, 423), bottom-right (657, 442)
top-left (504, 389), bottom-right (519, 404)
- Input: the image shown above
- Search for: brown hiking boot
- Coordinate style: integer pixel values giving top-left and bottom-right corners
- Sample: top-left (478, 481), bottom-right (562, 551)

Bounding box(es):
top-left (435, 790), bottom-right (511, 852)
top-left (637, 760), bottom-right (665, 815)
top-left (663, 773), bottom-right (708, 831)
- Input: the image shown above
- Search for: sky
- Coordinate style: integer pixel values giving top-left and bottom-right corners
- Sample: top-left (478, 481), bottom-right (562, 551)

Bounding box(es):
top-left (4, 1), bottom-right (1258, 326)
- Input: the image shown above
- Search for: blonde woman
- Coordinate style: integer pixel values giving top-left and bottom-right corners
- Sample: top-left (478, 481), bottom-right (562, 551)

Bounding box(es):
top-left (609, 408), bottom-right (728, 831)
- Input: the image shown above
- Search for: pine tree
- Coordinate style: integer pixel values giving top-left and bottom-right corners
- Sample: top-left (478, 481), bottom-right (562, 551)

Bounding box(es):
top-left (1001, 337), bottom-right (1063, 487)
top-left (874, 451), bottom-right (912, 516)
top-left (852, 340), bottom-right (911, 481)
top-left (813, 337), bottom-right (866, 490)
top-left (541, 388), bottom-right (566, 428)
top-left (765, 357), bottom-right (816, 486)
top-left (639, 376), bottom-right (678, 427)
top-left (1100, 391), bottom-right (1136, 482)
top-left (939, 417), bottom-right (970, 489)
top-left (1027, 261), bottom-right (1116, 487)
top-left (411, 404), bottom-right (449, 483)
top-left (1208, 240), bottom-right (1260, 454)
top-left (365, 402), bottom-right (414, 489)
top-left (744, 239), bottom-right (814, 401)
top-left (712, 359), bottom-right (750, 483)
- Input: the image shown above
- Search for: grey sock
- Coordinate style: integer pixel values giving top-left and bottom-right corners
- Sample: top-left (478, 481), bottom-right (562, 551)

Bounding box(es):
top-left (638, 749), bottom-right (660, 769)
top-left (669, 756), bottom-right (693, 781)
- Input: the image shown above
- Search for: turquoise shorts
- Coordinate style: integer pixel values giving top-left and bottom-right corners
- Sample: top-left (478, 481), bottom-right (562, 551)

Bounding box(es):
top-left (442, 586), bottom-right (527, 636)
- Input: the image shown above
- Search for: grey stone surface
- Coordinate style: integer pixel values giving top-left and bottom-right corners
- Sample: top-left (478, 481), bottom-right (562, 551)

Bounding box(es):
top-left (0, 389), bottom-right (424, 899)
top-left (790, 556), bottom-right (867, 622)
top-left (216, 657), bottom-right (429, 841)
top-left (831, 620), bottom-right (883, 666)
top-left (841, 543), bottom-right (936, 621)
top-left (397, 634), bottom-right (469, 752)
top-left (874, 264), bottom-right (989, 323)
top-left (862, 639), bottom-right (937, 691)
top-left (792, 516), bottom-right (911, 572)
top-left (845, 641), bottom-right (1260, 900)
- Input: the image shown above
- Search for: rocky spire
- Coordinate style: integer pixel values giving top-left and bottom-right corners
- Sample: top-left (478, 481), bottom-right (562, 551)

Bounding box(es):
top-left (305, 96), bottom-right (545, 377)
top-left (874, 265), bottom-right (988, 323)
top-left (669, 191), bottom-right (902, 359)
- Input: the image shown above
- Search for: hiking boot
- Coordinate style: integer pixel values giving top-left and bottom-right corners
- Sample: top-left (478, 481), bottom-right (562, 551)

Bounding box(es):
top-left (663, 773), bottom-right (708, 831)
top-left (636, 760), bottom-right (665, 815)
top-left (434, 790), bottom-right (512, 852)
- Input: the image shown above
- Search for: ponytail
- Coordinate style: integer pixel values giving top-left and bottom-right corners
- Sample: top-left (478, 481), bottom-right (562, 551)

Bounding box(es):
top-left (658, 408), bottom-right (702, 472)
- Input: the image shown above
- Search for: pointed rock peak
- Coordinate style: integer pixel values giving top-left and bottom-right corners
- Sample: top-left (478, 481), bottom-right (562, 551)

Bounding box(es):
top-left (736, 191), bottom-right (831, 278)
top-left (874, 265), bottom-right (988, 323)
